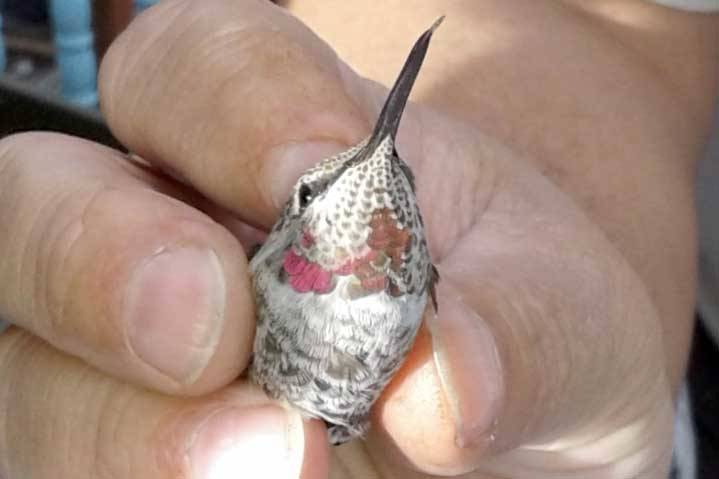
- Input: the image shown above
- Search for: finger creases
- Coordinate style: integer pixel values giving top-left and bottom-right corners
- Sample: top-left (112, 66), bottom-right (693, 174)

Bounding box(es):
top-left (0, 132), bottom-right (252, 395)
top-left (366, 260), bottom-right (673, 478)
top-left (0, 329), bottom-right (328, 479)
top-left (99, 0), bottom-right (370, 228)
top-left (365, 171), bottom-right (674, 477)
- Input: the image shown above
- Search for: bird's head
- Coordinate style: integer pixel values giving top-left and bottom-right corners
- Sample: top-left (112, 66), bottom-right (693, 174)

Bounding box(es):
top-left (264, 18), bottom-right (443, 299)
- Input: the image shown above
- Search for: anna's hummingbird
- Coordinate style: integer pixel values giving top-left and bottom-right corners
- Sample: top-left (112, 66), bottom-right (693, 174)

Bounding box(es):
top-left (249, 18), bottom-right (442, 445)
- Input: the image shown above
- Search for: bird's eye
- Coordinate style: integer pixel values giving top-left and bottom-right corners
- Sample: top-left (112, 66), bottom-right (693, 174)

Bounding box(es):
top-left (298, 184), bottom-right (313, 209)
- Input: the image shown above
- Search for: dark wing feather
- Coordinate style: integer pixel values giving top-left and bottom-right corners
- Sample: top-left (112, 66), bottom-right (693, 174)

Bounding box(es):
top-left (428, 264), bottom-right (440, 312)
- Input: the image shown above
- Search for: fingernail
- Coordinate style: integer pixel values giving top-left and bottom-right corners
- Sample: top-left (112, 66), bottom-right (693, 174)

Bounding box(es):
top-left (188, 406), bottom-right (304, 479)
top-left (427, 282), bottom-right (504, 449)
top-left (264, 141), bottom-right (349, 209)
top-left (126, 247), bottom-right (226, 384)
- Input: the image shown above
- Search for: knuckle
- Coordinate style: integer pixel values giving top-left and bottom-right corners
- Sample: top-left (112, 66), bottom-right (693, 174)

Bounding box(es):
top-left (39, 189), bottom-right (100, 334)
top-left (0, 137), bottom-right (116, 343)
top-left (0, 133), bottom-right (63, 327)
top-left (40, 186), bottom-right (123, 342)
top-left (30, 193), bottom-right (102, 338)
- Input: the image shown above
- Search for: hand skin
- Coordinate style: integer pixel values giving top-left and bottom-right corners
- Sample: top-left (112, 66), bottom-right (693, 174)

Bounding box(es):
top-left (0, 1), bottom-right (716, 478)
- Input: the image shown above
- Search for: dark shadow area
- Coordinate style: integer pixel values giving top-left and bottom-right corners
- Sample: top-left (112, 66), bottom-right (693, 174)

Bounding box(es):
top-left (0, 77), bottom-right (122, 149)
top-left (689, 318), bottom-right (719, 479)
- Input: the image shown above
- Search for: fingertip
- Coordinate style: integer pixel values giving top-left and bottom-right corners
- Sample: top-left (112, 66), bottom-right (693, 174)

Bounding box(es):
top-left (126, 247), bottom-right (227, 386)
top-left (98, 0), bottom-right (372, 228)
top-left (371, 320), bottom-right (491, 476)
top-left (106, 198), bottom-right (256, 395)
top-left (426, 280), bottom-right (504, 449)
top-left (0, 333), bottom-right (321, 479)
top-left (300, 419), bottom-right (330, 479)
top-left (149, 218), bottom-right (256, 396)
top-left (59, 185), bottom-right (253, 396)
top-left (185, 405), bottom-right (328, 479)
top-left (186, 406), bottom-right (298, 479)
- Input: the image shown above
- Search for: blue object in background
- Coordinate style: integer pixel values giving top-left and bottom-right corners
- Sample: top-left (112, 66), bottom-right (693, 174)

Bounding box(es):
top-left (134, 0), bottom-right (158, 14)
top-left (48, 0), bottom-right (97, 107)
top-left (0, 12), bottom-right (6, 73)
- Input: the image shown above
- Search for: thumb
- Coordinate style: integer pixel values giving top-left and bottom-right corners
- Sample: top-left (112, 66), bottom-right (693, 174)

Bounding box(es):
top-left (99, 0), bottom-right (370, 227)
top-left (369, 139), bottom-right (674, 476)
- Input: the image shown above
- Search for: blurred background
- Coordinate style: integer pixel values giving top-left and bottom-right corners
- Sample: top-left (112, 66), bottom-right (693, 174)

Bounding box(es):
top-left (0, 0), bottom-right (157, 146)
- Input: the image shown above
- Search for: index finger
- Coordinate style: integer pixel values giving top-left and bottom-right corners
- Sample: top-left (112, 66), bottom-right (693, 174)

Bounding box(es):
top-left (99, 0), bottom-right (369, 228)
top-left (0, 132), bottom-right (253, 395)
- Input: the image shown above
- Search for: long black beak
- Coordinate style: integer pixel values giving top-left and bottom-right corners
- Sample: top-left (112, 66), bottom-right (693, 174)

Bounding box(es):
top-left (364, 16), bottom-right (444, 152)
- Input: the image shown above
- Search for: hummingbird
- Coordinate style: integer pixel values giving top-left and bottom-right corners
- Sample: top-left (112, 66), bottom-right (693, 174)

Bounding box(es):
top-left (249, 17), bottom-right (442, 445)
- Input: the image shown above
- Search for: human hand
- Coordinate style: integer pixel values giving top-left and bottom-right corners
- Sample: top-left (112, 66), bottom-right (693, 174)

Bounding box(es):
top-left (0, 1), bottom-right (675, 478)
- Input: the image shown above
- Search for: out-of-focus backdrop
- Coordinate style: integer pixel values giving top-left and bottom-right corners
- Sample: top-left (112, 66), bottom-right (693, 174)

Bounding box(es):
top-left (0, 0), bottom-right (157, 145)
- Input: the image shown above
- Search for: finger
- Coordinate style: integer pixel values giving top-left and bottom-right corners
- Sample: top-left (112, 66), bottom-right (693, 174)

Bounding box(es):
top-left (367, 142), bottom-right (674, 477)
top-left (99, 3), bottom-right (674, 477)
top-left (99, 0), bottom-right (371, 228)
top-left (0, 132), bottom-right (252, 395)
top-left (0, 327), bottom-right (328, 479)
